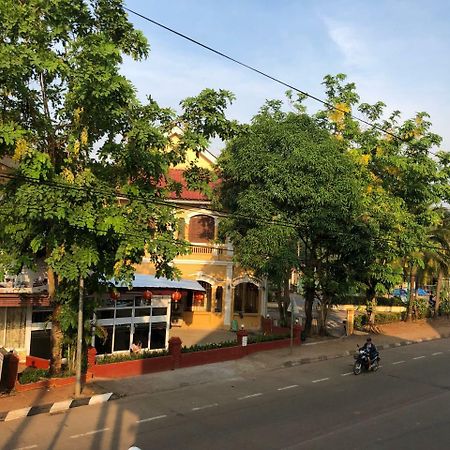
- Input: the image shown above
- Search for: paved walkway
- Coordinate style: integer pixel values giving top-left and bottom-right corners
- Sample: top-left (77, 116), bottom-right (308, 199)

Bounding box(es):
top-left (2, 317), bottom-right (450, 418)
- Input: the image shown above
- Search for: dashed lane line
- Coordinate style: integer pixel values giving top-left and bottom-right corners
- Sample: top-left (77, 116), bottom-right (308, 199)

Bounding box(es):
top-left (136, 414), bottom-right (167, 424)
top-left (312, 378), bottom-right (329, 383)
top-left (432, 352), bottom-right (443, 356)
top-left (277, 385), bottom-right (299, 391)
top-left (238, 393), bottom-right (263, 400)
top-left (413, 356), bottom-right (426, 360)
top-left (192, 403), bottom-right (219, 411)
top-left (392, 360), bottom-right (406, 365)
top-left (341, 372), bottom-right (353, 376)
top-left (70, 427), bottom-right (110, 439)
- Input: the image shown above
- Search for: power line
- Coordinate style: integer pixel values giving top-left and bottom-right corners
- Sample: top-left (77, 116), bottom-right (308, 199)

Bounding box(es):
top-left (124, 6), bottom-right (407, 144)
top-left (1, 172), bottom-right (450, 255)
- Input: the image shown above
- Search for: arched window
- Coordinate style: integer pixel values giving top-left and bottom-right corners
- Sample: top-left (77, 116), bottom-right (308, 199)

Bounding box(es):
top-left (234, 282), bottom-right (259, 314)
top-left (197, 280), bottom-right (212, 311)
top-left (188, 215), bottom-right (215, 243)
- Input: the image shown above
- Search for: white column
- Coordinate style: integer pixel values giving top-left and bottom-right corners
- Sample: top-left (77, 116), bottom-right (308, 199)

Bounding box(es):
top-left (223, 263), bottom-right (233, 326)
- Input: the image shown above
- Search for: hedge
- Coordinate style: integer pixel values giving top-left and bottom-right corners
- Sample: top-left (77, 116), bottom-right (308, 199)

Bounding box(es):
top-left (97, 349), bottom-right (169, 365)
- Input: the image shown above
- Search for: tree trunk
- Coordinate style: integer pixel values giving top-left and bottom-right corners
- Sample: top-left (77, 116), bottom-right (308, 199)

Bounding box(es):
top-left (366, 284), bottom-right (376, 329)
top-left (435, 271), bottom-right (443, 317)
top-left (405, 266), bottom-right (417, 322)
top-left (304, 284), bottom-right (314, 336)
top-left (317, 300), bottom-right (329, 336)
top-left (48, 267), bottom-right (63, 375)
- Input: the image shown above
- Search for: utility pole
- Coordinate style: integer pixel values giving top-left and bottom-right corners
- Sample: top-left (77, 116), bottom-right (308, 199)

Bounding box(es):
top-left (75, 276), bottom-right (84, 397)
top-left (290, 294), bottom-right (295, 354)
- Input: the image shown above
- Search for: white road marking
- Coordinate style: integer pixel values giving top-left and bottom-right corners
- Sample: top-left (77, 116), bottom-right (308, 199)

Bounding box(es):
top-left (312, 378), bottom-right (329, 383)
top-left (70, 427), bottom-right (110, 439)
top-left (192, 403), bottom-right (219, 411)
top-left (341, 372), bottom-right (353, 376)
top-left (136, 414), bottom-right (167, 424)
top-left (392, 360), bottom-right (405, 365)
top-left (413, 356), bottom-right (426, 360)
top-left (12, 446), bottom-right (38, 450)
top-left (432, 352), bottom-right (443, 356)
top-left (277, 385), bottom-right (299, 391)
top-left (238, 393), bottom-right (263, 400)
top-left (5, 408), bottom-right (32, 422)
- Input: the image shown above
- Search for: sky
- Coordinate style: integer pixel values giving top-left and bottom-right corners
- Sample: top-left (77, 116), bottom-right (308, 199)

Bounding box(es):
top-left (122, 0), bottom-right (450, 154)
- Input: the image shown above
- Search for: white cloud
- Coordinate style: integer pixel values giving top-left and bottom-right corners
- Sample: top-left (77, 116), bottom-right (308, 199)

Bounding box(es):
top-left (322, 17), bottom-right (372, 68)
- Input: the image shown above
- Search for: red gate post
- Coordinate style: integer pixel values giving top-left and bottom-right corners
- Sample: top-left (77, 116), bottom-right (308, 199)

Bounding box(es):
top-left (5, 351), bottom-right (19, 391)
top-left (168, 337), bottom-right (182, 369)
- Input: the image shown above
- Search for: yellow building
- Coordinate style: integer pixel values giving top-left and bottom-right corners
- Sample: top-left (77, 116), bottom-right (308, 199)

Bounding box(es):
top-left (136, 147), bottom-right (268, 331)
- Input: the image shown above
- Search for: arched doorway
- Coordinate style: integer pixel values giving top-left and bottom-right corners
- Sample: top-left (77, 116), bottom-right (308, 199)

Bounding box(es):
top-left (197, 280), bottom-right (212, 311)
top-left (233, 282), bottom-right (259, 314)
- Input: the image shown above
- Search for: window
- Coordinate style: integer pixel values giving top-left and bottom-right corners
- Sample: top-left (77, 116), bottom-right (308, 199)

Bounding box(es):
top-left (197, 281), bottom-right (212, 312)
top-left (188, 215), bottom-right (215, 243)
top-left (215, 286), bottom-right (223, 313)
top-left (234, 282), bottom-right (259, 314)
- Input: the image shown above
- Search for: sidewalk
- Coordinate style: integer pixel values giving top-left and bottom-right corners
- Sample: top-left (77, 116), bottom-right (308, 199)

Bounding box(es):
top-left (2, 317), bottom-right (450, 420)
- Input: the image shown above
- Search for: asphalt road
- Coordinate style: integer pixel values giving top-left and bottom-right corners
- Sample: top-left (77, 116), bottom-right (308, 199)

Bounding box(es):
top-left (2, 338), bottom-right (450, 450)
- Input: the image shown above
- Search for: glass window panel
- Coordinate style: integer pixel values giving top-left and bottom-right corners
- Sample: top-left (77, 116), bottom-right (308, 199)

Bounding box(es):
top-left (95, 309), bottom-right (115, 320)
top-left (114, 325), bottom-right (131, 351)
top-left (116, 308), bottom-right (133, 318)
top-left (150, 323), bottom-right (166, 349)
top-left (152, 307), bottom-right (167, 316)
top-left (135, 308), bottom-right (150, 317)
top-left (32, 309), bottom-right (52, 323)
top-left (133, 323), bottom-right (149, 349)
top-left (30, 330), bottom-right (51, 359)
top-left (115, 298), bottom-right (134, 308)
top-left (95, 325), bottom-right (113, 355)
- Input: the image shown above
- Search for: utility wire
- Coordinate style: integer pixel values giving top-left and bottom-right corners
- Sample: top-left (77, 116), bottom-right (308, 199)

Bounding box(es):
top-left (2, 172), bottom-right (450, 254)
top-left (124, 6), bottom-right (408, 144)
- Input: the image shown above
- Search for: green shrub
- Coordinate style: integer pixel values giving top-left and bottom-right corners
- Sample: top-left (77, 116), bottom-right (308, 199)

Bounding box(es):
top-left (18, 368), bottom-right (49, 384)
top-left (181, 340), bottom-right (237, 353)
top-left (248, 333), bottom-right (290, 344)
top-left (97, 349), bottom-right (169, 365)
top-left (440, 298), bottom-right (450, 316)
top-left (18, 367), bottom-right (75, 384)
top-left (374, 312), bottom-right (403, 324)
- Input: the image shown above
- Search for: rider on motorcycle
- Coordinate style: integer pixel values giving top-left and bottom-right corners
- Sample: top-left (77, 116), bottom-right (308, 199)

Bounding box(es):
top-left (362, 337), bottom-right (378, 370)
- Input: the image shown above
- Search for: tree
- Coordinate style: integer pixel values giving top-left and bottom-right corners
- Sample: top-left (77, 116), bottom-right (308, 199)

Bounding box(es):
top-left (216, 101), bottom-right (365, 335)
top-left (0, 0), bottom-right (235, 373)
top-left (312, 74), bottom-right (445, 322)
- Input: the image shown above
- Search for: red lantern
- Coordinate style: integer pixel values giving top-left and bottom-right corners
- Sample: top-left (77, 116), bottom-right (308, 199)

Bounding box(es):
top-left (143, 290), bottom-right (152, 301)
top-left (194, 292), bottom-right (204, 304)
top-left (171, 290), bottom-right (182, 302)
top-left (110, 290), bottom-right (120, 301)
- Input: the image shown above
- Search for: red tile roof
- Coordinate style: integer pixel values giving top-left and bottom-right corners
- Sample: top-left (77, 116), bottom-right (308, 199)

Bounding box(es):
top-left (164, 169), bottom-right (217, 201)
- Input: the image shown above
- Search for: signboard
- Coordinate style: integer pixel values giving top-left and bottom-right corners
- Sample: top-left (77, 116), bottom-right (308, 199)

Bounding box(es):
top-left (242, 336), bottom-right (248, 347)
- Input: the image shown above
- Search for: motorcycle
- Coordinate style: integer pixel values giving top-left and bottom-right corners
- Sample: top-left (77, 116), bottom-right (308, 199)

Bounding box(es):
top-left (353, 345), bottom-right (380, 375)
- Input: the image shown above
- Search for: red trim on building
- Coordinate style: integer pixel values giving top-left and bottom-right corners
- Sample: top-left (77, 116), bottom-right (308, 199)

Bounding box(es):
top-left (0, 293), bottom-right (50, 307)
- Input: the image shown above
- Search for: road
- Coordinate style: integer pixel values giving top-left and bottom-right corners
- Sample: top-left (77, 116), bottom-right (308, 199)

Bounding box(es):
top-left (2, 338), bottom-right (450, 450)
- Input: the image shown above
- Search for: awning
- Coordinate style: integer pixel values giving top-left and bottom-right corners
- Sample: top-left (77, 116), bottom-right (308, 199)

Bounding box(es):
top-left (112, 274), bottom-right (205, 292)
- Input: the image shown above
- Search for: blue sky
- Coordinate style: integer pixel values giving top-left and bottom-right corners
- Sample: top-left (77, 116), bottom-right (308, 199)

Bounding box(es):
top-left (122, 0), bottom-right (450, 153)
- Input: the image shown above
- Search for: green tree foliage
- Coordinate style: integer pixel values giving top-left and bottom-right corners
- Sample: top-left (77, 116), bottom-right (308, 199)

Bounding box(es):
top-left (216, 101), bottom-right (365, 334)
top-left (0, 0), bottom-right (234, 372)
top-left (308, 74), bottom-right (446, 322)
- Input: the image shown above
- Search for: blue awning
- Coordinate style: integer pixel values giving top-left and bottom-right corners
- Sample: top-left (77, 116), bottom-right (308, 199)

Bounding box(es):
top-left (112, 274), bottom-right (205, 292)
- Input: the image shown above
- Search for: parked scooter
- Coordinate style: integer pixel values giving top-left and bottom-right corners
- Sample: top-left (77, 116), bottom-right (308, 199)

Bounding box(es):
top-left (353, 345), bottom-right (380, 375)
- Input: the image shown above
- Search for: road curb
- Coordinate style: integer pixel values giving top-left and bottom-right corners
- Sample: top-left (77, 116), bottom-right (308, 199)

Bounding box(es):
top-left (0, 392), bottom-right (116, 422)
top-left (283, 332), bottom-right (450, 368)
